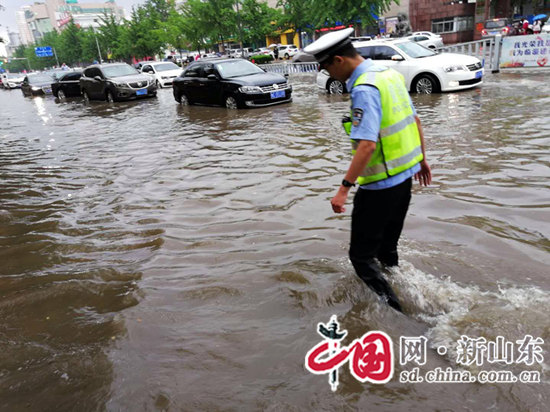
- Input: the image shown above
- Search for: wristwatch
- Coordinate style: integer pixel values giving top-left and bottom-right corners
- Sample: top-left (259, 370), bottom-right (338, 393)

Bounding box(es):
top-left (341, 179), bottom-right (356, 188)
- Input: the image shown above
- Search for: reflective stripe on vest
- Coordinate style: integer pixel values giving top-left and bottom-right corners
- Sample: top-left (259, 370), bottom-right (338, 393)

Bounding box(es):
top-left (347, 66), bottom-right (423, 185)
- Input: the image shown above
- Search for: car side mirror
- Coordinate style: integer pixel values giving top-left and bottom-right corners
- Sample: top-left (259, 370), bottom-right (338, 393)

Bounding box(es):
top-left (391, 55), bottom-right (404, 61)
top-left (284, 73), bottom-right (289, 78)
top-left (94, 75), bottom-right (102, 81)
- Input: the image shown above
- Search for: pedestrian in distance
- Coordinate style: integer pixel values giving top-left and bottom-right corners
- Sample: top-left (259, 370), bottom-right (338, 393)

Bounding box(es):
top-left (522, 19), bottom-right (529, 34)
top-left (273, 46), bottom-right (279, 61)
top-left (304, 28), bottom-right (432, 313)
top-left (533, 20), bottom-right (541, 34)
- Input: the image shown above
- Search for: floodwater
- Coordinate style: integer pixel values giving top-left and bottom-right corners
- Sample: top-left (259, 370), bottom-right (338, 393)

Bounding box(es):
top-left (0, 71), bottom-right (548, 411)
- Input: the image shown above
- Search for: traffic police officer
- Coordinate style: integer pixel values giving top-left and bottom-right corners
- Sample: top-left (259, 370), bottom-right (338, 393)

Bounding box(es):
top-left (304, 28), bottom-right (432, 312)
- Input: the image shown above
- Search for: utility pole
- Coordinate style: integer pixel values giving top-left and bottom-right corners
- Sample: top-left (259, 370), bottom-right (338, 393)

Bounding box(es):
top-left (235, 1), bottom-right (245, 57)
top-left (53, 47), bottom-right (60, 67)
top-left (92, 19), bottom-right (103, 63)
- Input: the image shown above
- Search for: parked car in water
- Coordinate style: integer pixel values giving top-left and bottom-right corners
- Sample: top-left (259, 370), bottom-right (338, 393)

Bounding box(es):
top-left (317, 39), bottom-right (483, 95)
top-left (21, 73), bottom-right (54, 96)
top-left (407, 34), bottom-right (444, 49)
top-left (80, 63), bottom-right (157, 102)
top-left (140, 61), bottom-right (182, 88)
top-left (253, 47), bottom-right (275, 58)
top-left (411, 31), bottom-right (443, 40)
top-left (2, 73), bottom-right (25, 89)
top-left (52, 71), bottom-right (83, 99)
top-left (172, 58), bottom-right (292, 109)
top-left (278, 44), bottom-right (299, 59)
top-left (482, 18), bottom-right (513, 38)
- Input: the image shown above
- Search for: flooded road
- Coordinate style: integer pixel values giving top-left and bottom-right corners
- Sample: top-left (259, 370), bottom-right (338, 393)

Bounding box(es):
top-left (1, 71), bottom-right (548, 411)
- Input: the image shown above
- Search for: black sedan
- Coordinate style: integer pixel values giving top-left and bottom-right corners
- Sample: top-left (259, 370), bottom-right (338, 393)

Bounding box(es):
top-left (21, 74), bottom-right (55, 96)
top-left (52, 71), bottom-right (82, 99)
top-left (80, 63), bottom-right (157, 102)
top-left (172, 58), bottom-right (292, 109)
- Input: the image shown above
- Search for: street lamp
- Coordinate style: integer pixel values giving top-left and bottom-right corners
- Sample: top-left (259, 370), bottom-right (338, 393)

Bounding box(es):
top-left (92, 19), bottom-right (103, 63)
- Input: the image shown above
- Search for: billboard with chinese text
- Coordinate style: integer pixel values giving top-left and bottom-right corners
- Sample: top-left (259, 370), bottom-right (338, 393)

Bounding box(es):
top-left (500, 34), bottom-right (550, 68)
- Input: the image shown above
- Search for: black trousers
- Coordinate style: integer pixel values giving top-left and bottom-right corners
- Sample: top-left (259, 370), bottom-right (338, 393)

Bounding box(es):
top-left (349, 178), bottom-right (412, 311)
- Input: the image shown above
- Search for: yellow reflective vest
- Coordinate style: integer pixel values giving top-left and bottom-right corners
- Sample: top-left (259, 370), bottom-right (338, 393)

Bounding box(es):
top-left (343, 66), bottom-right (423, 185)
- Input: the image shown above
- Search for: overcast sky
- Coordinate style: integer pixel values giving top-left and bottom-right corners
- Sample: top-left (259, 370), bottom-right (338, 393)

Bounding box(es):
top-left (0, 0), bottom-right (146, 32)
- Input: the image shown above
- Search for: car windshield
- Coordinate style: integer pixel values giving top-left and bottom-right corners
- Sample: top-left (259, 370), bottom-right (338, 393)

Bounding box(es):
top-left (28, 75), bottom-right (53, 84)
top-left (7, 73), bottom-right (22, 79)
top-left (102, 65), bottom-right (139, 77)
top-left (215, 60), bottom-right (264, 78)
top-left (395, 41), bottom-right (436, 58)
top-left (486, 20), bottom-right (507, 29)
top-left (154, 62), bottom-right (180, 72)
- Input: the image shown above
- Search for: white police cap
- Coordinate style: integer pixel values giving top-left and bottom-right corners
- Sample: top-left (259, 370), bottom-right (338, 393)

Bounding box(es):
top-left (303, 27), bottom-right (354, 63)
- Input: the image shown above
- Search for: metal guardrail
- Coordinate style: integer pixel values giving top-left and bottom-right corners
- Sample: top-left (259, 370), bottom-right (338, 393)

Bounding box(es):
top-left (258, 62), bottom-right (320, 74)
top-left (260, 39), bottom-right (503, 74)
top-left (437, 37), bottom-right (500, 72)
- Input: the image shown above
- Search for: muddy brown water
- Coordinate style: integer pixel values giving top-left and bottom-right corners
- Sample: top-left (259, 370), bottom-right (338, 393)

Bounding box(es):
top-left (0, 71), bottom-right (548, 411)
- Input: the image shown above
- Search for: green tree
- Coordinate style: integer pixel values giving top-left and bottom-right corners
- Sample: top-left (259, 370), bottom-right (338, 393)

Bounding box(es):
top-left (240, 0), bottom-right (284, 46)
top-left (277, 0), bottom-right (314, 48)
top-left (164, 8), bottom-right (192, 59)
top-left (57, 20), bottom-right (83, 65)
top-left (97, 13), bottom-right (126, 60)
top-left (120, 5), bottom-right (166, 59)
top-left (181, 0), bottom-right (237, 52)
top-left (312, 0), bottom-right (396, 29)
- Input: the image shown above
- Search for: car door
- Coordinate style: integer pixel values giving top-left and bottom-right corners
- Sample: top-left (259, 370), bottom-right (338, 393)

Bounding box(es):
top-left (202, 63), bottom-right (223, 105)
top-left (63, 72), bottom-right (82, 96)
top-left (181, 64), bottom-right (203, 102)
top-left (141, 64), bottom-right (156, 83)
top-left (355, 46), bottom-right (374, 60)
top-left (371, 45), bottom-right (409, 79)
top-left (86, 68), bottom-right (104, 98)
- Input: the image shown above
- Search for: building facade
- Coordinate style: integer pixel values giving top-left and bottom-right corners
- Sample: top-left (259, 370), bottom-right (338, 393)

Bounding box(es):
top-left (15, 0), bottom-right (125, 45)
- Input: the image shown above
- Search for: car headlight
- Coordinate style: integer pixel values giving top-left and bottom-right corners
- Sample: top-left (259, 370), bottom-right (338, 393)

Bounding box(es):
top-left (31, 86), bottom-right (41, 91)
top-left (239, 85), bottom-right (262, 94)
top-left (444, 65), bottom-right (466, 72)
top-left (161, 76), bottom-right (169, 79)
top-left (110, 81), bottom-right (127, 87)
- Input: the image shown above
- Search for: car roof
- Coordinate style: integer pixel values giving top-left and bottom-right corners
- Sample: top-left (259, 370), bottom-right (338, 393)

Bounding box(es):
top-left (85, 63), bottom-right (132, 69)
top-left (145, 61), bottom-right (178, 66)
top-left (352, 38), bottom-right (407, 47)
top-left (191, 58), bottom-right (247, 64)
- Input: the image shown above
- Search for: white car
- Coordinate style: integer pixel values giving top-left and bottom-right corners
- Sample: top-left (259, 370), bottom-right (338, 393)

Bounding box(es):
top-left (2, 73), bottom-right (26, 89)
top-left (407, 34), bottom-right (444, 49)
top-left (140, 61), bottom-right (183, 88)
top-left (278, 44), bottom-right (299, 59)
top-left (316, 39), bottom-right (483, 94)
top-left (253, 47), bottom-right (275, 58)
top-left (412, 31), bottom-right (443, 41)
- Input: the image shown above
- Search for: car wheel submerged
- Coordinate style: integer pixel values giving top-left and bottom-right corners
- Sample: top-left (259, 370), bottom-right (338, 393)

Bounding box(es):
top-left (175, 91), bottom-right (191, 105)
top-left (327, 79), bottom-right (345, 95)
top-left (413, 74), bottom-right (439, 94)
top-left (57, 89), bottom-right (66, 100)
top-left (82, 90), bottom-right (90, 103)
top-left (225, 95), bottom-right (239, 109)
top-left (156, 80), bottom-right (161, 89)
top-left (106, 90), bottom-right (115, 103)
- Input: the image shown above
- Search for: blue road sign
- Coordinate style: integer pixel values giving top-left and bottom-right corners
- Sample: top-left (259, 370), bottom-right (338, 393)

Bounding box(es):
top-left (35, 46), bottom-right (54, 57)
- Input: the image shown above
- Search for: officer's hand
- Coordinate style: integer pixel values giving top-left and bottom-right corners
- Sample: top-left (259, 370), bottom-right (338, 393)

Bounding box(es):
top-left (331, 190), bottom-right (348, 213)
top-left (414, 160), bottom-right (432, 186)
